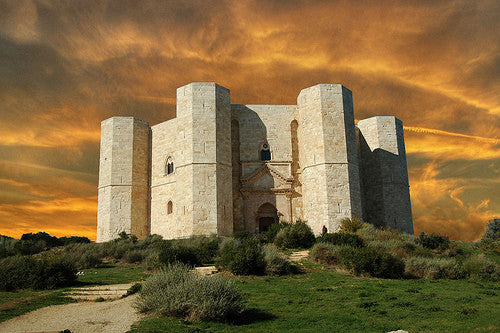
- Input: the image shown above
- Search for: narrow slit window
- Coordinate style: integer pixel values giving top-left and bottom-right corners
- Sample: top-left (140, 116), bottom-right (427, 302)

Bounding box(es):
top-left (260, 143), bottom-right (271, 161)
top-left (167, 201), bottom-right (173, 215)
top-left (166, 156), bottom-right (174, 175)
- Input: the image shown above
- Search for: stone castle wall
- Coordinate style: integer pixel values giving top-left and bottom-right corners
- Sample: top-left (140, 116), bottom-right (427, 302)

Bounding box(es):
top-left (96, 82), bottom-right (414, 241)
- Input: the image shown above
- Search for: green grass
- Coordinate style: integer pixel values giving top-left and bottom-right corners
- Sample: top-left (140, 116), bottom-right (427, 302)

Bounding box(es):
top-left (130, 266), bottom-right (500, 333)
top-left (0, 289), bottom-right (75, 323)
top-left (76, 264), bottom-right (148, 285)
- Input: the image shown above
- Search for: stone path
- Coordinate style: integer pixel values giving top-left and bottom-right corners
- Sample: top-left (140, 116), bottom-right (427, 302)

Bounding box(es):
top-left (0, 294), bottom-right (141, 333)
top-left (289, 250), bottom-right (310, 262)
top-left (64, 283), bottom-right (133, 301)
top-left (195, 265), bottom-right (218, 276)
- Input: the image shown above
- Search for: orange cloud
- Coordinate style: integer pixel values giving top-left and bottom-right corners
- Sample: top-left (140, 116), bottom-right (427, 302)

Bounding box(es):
top-left (0, 0), bottom-right (498, 241)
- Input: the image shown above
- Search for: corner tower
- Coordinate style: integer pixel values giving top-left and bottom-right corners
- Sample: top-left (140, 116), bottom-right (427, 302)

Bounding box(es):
top-left (297, 84), bottom-right (362, 234)
top-left (97, 117), bottom-right (150, 242)
top-left (357, 116), bottom-right (413, 234)
top-left (149, 83), bottom-right (233, 238)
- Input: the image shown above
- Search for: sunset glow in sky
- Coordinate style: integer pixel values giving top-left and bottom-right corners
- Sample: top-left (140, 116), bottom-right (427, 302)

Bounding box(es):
top-left (0, 0), bottom-right (498, 241)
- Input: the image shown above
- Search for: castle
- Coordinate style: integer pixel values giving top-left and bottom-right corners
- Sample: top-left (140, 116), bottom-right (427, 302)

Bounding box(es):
top-left (96, 83), bottom-right (413, 242)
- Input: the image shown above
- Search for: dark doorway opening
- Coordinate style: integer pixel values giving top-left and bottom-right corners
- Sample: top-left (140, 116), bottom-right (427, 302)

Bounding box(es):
top-left (259, 217), bottom-right (275, 232)
top-left (257, 203), bottom-right (278, 233)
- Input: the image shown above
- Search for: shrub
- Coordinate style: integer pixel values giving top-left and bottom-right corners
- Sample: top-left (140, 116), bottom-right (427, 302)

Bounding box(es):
top-left (356, 223), bottom-right (378, 242)
top-left (482, 219), bottom-right (500, 241)
top-left (274, 220), bottom-right (315, 249)
top-left (59, 236), bottom-right (91, 245)
top-left (418, 232), bottom-right (450, 250)
top-left (316, 232), bottom-right (364, 248)
top-left (125, 282), bottom-right (142, 296)
top-left (0, 236), bottom-right (18, 259)
top-left (0, 256), bottom-right (77, 291)
top-left (258, 223), bottom-right (288, 244)
top-left (404, 256), bottom-right (463, 279)
top-left (368, 238), bottom-right (417, 259)
top-left (124, 249), bottom-right (145, 263)
top-left (174, 235), bottom-right (220, 264)
top-left (158, 241), bottom-right (201, 267)
top-left (217, 238), bottom-right (266, 275)
top-left (59, 243), bottom-right (102, 269)
top-left (337, 246), bottom-right (405, 279)
top-left (263, 244), bottom-right (292, 275)
top-left (21, 232), bottom-right (62, 247)
top-left (13, 239), bottom-right (46, 255)
top-left (339, 217), bottom-right (364, 233)
top-left (136, 234), bottom-right (164, 249)
top-left (233, 231), bottom-right (253, 240)
top-left (143, 250), bottom-right (160, 269)
top-left (461, 255), bottom-right (499, 280)
top-left (135, 264), bottom-right (244, 321)
top-left (77, 251), bottom-right (103, 268)
top-left (309, 243), bottom-right (343, 265)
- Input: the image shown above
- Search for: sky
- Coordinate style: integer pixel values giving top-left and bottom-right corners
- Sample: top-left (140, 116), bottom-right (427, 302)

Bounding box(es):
top-left (0, 0), bottom-right (498, 241)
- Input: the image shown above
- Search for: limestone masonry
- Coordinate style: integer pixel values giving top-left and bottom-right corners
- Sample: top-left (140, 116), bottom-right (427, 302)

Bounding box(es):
top-left (97, 83), bottom-right (413, 242)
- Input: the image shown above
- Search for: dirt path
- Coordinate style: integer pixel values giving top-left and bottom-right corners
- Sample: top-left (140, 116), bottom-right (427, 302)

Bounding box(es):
top-left (0, 294), bottom-right (141, 333)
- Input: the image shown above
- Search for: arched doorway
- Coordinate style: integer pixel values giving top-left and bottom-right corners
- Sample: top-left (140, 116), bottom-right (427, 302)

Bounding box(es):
top-left (257, 203), bottom-right (278, 232)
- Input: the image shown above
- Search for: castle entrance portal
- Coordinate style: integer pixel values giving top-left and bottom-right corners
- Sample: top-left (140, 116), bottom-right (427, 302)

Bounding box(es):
top-left (257, 203), bottom-right (278, 232)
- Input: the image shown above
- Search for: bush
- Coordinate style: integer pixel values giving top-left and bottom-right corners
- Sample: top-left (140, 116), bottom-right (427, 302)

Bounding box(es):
top-left (136, 234), bottom-right (164, 249)
top-left (174, 235), bottom-right (220, 264)
top-left (337, 247), bottom-right (405, 279)
top-left (368, 238), bottom-right (418, 259)
top-left (274, 220), bottom-right (315, 249)
top-left (339, 217), bottom-right (364, 233)
top-left (217, 238), bottom-right (266, 275)
top-left (135, 264), bottom-right (244, 321)
top-left (258, 223), bottom-right (288, 244)
top-left (124, 249), bottom-right (145, 263)
top-left (233, 231), bottom-right (253, 240)
top-left (0, 256), bottom-right (77, 291)
top-left (0, 236), bottom-right (18, 259)
top-left (58, 243), bottom-right (102, 269)
top-left (404, 256), bottom-right (463, 279)
top-left (418, 232), bottom-right (450, 250)
top-left (125, 282), bottom-right (142, 296)
top-left (158, 242), bottom-right (201, 267)
top-left (263, 244), bottom-right (293, 275)
top-left (21, 232), bottom-right (62, 247)
top-left (75, 250), bottom-right (103, 268)
top-left (316, 232), bottom-right (364, 248)
top-left (13, 239), bottom-right (46, 255)
top-left (59, 236), bottom-right (91, 245)
top-left (482, 219), bottom-right (500, 241)
top-left (309, 243), bottom-right (343, 265)
top-left (356, 223), bottom-right (378, 242)
top-left (461, 255), bottom-right (499, 280)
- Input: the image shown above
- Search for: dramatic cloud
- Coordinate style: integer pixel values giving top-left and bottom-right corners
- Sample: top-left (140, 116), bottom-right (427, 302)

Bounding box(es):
top-left (0, 0), bottom-right (498, 240)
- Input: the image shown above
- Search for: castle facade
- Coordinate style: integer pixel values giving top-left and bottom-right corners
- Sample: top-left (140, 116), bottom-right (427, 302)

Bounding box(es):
top-left (96, 83), bottom-right (413, 242)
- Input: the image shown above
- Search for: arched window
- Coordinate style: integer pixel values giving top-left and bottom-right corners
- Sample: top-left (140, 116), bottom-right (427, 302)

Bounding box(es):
top-left (260, 143), bottom-right (271, 161)
top-left (165, 156), bottom-right (174, 175)
top-left (167, 201), bottom-right (173, 214)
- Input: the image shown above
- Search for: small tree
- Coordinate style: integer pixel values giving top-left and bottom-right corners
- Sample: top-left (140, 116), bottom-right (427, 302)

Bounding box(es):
top-left (482, 219), bottom-right (500, 241)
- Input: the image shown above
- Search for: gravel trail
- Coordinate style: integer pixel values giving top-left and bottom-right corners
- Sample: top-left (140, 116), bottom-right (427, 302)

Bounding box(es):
top-left (0, 294), bottom-right (141, 333)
